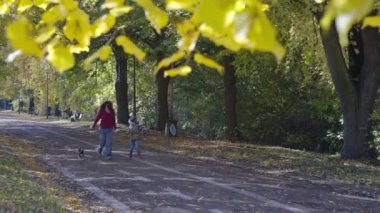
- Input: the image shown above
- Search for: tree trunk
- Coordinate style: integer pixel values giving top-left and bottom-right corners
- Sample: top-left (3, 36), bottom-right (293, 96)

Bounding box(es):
top-left (29, 97), bottom-right (35, 114)
top-left (222, 55), bottom-right (240, 140)
top-left (112, 43), bottom-right (129, 124)
top-left (317, 13), bottom-right (380, 159)
top-left (156, 69), bottom-right (170, 131)
top-left (356, 25), bottom-right (380, 157)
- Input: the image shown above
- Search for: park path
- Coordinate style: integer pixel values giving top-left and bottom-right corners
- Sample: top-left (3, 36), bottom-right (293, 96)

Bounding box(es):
top-left (0, 112), bottom-right (379, 213)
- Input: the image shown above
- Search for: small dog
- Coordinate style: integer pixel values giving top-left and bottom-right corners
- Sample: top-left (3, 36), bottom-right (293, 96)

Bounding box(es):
top-left (78, 148), bottom-right (84, 159)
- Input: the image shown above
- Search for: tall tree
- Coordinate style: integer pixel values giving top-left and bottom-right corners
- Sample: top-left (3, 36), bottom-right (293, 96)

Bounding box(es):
top-left (315, 11), bottom-right (380, 159)
top-left (112, 42), bottom-right (130, 124)
top-left (220, 53), bottom-right (240, 140)
top-left (156, 57), bottom-right (170, 131)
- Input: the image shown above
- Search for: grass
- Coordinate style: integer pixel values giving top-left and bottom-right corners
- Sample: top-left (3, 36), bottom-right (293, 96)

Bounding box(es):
top-left (0, 136), bottom-right (85, 212)
top-left (0, 149), bottom-right (64, 211)
top-left (136, 132), bottom-right (380, 186)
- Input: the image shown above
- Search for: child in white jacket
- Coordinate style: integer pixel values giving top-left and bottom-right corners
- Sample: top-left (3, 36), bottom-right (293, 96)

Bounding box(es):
top-left (128, 116), bottom-right (141, 158)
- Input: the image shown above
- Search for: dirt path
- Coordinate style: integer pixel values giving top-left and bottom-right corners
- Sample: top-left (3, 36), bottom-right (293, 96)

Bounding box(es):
top-left (0, 112), bottom-right (379, 212)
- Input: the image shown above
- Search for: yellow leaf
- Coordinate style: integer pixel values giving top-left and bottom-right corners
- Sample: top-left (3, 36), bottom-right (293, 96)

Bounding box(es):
top-left (41, 5), bottom-right (66, 25)
top-left (84, 45), bottom-right (112, 68)
top-left (362, 16), bottom-right (380, 28)
top-left (33, 0), bottom-right (50, 9)
top-left (165, 0), bottom-right (198, 11)
top-left (154, 50), bottom-right (185, 75)
top-left (60, 0), bottom-right (78, 11)
top-left (35, 25), bottom-right (56, 43)
top-left (17, 0), bottom-right (33, 12)
top-left (18, 0), bottom-right (50, 11)
top-left (46, 43), bottom-right (75, 72)
top-left (110, 6), bottom-right (133, 17)
top-left (134, 0), bottom-right (169, 34)
top-left (101, 0), bottom-right (125, 9)
top-left (63, 9), bottom-right (91, 46)
top-left (199, 24), bottom-right (241, 51)
top-left (116, 35), bottom-right (146, 61)
top-left (68, 44), bottom-right (89, 53)
top-left (235, 0), bottom-right (268, 12)
top-left (246, 11), bottom-right (285, 60)
top-left (197, 0), bottom-right (235, 34)
top-left (6, 17), bottom-right (43, 58)
top-left (176, 20), bottom-right (200, 52)
top-left (271, 43), bottom-right (286, 62)
top-left (194, 53), bottom-right (223, 73)
top-left (91, 15), bottom-right (116, 37)
top-left (164, 66), bottom-right (192, 77)
top-left (195, 1), bottom-right (284, 60)
top-left (196, 2), bottom-right (242, 51)
top-left (321, 0), bottom-right (373, 45)
top-left (98, 45), bottom-right (112, 60)
top-left (0, 0), bottom-right (14, 15)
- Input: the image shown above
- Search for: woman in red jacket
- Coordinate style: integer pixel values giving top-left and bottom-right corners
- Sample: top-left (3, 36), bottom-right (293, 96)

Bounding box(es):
top-left (91, 101), bottom-right (116, 160)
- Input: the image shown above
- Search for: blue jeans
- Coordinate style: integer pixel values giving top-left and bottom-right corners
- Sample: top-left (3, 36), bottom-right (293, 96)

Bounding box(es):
top-left (99, 128), bottom-right (113, 156)
top-left (129, 139), bottom-right (140, 153)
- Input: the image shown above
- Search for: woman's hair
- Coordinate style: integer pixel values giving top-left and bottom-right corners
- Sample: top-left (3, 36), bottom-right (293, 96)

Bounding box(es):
top-left (99, 101), bottom-right (115, 114)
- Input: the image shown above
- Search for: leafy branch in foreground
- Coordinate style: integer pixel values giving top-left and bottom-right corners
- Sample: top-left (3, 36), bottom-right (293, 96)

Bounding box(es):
top-left (2, 0), bottom-right (379, 76)
top-left (2, 0), bottom-right (284, 76)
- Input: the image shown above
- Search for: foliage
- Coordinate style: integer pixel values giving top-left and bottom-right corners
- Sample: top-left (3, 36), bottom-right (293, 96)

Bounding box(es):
top-left (1, 0), bottom-right (284, 76)
top-left (0, 147), bottom-right (64, 211)
top-left (370, 95), bottom-right (380, 159)
top-left (55, 60), bottom-right (116, 119)
top-left (130, 61), bottom-right (158, 128)
top-left (159, 0), bottom-right (344, 153)
top-left (172, 60), bottom-right (225, 138)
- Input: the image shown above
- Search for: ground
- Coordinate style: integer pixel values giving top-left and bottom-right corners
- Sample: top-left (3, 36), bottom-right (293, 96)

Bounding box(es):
top-left (0, 111), bottom-right (379, 212)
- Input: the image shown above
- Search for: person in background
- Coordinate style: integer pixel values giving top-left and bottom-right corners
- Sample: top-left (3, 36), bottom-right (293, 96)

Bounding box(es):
top-left (128, 116), bottom-right (142, 158)
top-left (91, 101), bottom-right (116, 160)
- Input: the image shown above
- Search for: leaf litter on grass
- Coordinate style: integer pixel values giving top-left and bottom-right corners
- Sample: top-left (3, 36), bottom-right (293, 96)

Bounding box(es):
top-left (0, 135), bottom-right (85, 212)
top-left (124, 131), bottom-right (380, 186)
